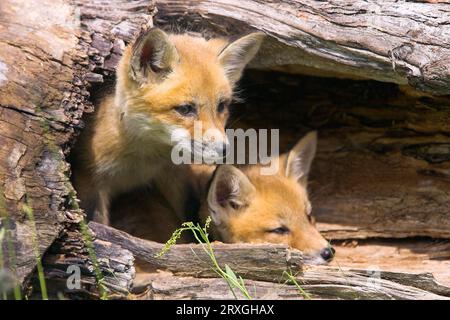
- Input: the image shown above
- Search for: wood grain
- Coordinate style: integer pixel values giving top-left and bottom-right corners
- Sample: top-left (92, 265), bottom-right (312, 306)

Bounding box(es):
top-left (155, 0), bottom-right (450, 95)
top-left (0, 0), bottom-right (155, 287)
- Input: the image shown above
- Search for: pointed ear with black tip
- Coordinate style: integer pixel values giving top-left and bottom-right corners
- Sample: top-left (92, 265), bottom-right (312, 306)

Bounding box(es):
top-left (219, 32), bottom-right (265, 85)
top-left (207, 165), bottom-right (256, 226)
top-left (129, 28), bottom-right (179, 84)
top-left (285, 132), bottom-right (318, 187)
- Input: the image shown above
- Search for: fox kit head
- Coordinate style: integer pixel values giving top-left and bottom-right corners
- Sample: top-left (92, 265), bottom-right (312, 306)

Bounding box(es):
top-left (116, 28), bottom-right (264, 159)
top-left (205, 132), bottom-right (334, 264)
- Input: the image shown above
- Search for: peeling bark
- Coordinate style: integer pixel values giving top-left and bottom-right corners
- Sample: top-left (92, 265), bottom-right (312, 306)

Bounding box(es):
top-left (0, 0), bottom-right (155, 288)
top-left (0, 0), bottom-right (89, 284)
top-left (1, 0), bottom-right (450, 300)
top-left (33, 223), bottom-right (450, 300)
top-left (235, 71), bottom-right (450, 240)
top-left (155, 0), bottom-right (450, 96)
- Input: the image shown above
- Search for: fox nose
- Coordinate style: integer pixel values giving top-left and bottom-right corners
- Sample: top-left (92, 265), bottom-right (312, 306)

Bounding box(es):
top-left (320, 247), bottom-right (335, 262)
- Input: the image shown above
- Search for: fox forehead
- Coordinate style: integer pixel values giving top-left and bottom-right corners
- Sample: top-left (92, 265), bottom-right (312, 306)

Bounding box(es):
top-left (246, 165), bottom-right (309, 206)
top-left (233, 169), bottom-right (310, 224)
top-left (140, 35), bottom-right (233, 109)
top-left (254, 177), bottom-right (309, 214)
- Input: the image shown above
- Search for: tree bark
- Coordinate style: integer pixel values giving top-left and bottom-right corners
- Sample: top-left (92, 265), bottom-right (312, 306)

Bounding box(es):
top-left (1, 0), bottom-right (450, 300)
top-left (0, 0), bottom-right (155, 289)
top-left (155, 0), bottom-right (450, 96)
top-left (132, 271), bottom-right (448, 300)
top-left (33, 222), bottom-right (450, 300)
top-left (234, 71), bottom-right (450, 240)
top-left (0, 0), bottom-right (88, 285)
top-left (31, 224), bottom-right (135, 300)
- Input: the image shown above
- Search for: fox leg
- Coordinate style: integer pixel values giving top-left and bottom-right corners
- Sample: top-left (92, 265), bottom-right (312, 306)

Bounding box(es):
top-left (92, 189), bottom-right (111, 225)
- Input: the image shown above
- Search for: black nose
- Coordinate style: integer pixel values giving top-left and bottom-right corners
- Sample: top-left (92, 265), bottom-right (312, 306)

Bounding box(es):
top-left (320, 247), bottom-right (335, 262)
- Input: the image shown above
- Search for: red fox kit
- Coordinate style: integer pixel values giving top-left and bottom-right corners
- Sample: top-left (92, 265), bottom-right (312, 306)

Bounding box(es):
top-left (112, 132), bottom-right (334, 264)
top-left (72, 28), bottom-right (264, 224)
top-left (201, 132), bottom-right (335, 264)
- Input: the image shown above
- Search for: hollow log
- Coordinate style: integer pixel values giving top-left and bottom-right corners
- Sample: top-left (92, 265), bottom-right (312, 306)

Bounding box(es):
top-left (1, 0), bottom-right (450, 300)
top-left (155, 0), bottom-right (450, 96)
top-left (234, 71), bottom-right (450, 240)
top-left (33, 223), bottom-right (450, 300)
top-left (154, 0), bottom-right (450, 240)
top-left (132, 271), bottom-right (448, 300)
top-left (0, 0), bottom-right (155, 289)
top-left (30, 224), bottom-right (135, 300)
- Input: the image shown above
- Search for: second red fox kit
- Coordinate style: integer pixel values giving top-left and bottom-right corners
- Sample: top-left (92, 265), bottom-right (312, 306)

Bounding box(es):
top-left (72, 28), bottom-right (264, 224)
top-left (202, 132), bottom-right (334, 263)
top-left (112, 132), bottom-right (335, 264)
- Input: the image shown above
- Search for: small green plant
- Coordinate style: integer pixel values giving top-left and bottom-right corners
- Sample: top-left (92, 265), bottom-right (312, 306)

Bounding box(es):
top-left (22, 203), bottom-right (48, 300)
top-left (157, 217), bottom-right (252, 300)
top-left (0, 227), bottom-right (7, 300)
top-left (2, 216), bottom-right (22, 300)
top-left (282, 269), bottom-right (311, 299)
top-left (79, 219), bottom-right (108, 300)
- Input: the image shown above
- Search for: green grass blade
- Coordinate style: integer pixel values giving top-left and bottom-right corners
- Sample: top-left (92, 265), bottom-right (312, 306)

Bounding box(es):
top-left (23, 204), bottom-right (48, 300)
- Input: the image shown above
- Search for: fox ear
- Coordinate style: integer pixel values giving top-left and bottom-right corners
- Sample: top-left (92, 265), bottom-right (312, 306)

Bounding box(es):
top-left (285, 132), bottom-right (318, 187)
top-left (129, 28), bottom-right (179, 84)
top-left (219, 32), bottom-right (265, 85)
top-left (207, 165), bottom-right (256, 226)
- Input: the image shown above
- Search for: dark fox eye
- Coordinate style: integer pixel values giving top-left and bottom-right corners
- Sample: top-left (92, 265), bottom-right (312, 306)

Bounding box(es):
top-left (217, 101), bottom-right (229, 114)
top-left (175, 104), bottom-right (197, 117)
top-left (268, 226), bottom-right (290, 235)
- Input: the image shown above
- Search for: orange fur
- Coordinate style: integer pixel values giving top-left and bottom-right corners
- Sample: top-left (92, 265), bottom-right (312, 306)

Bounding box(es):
top-left (108, 133), bottom-right (334, 264)
top-left (202, 165), bottom-right (329, 254)
top-left (71, 29), bottom-right (264, 224)
top-left (201, 132), bottom-right (334, 263)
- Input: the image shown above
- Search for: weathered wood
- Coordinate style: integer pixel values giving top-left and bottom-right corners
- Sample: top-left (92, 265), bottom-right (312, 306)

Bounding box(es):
top-left (31, 225), bottom-right (135, 300)
top-left (155, 0), bottom-right (450, 96)
top-left (38, 223), bottom-right (450, 300)
top-left (0, 0), bottom-right (155, 288)
top-left (2, 0), bottom-right (450, 300)
top-left (132, 272), bottom-right (308, 300)
top-left (0, 0), bottom-right (88, 285)
top-left (234, 70), bottom-right (450, 240)
top-left (131, 270), bottom-right (449, 300)
top-left (89, 222), bottom-right (303, 283)
top-left (332, 239), bottom-right (450, 288)
top-left (300, 266), bottom-right (450, 300)
top-left (73, 0), bottom-right (156, 83)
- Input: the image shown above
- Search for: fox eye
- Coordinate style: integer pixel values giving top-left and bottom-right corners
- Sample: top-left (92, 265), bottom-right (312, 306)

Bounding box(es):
top-left (174, 104), bottom-right (197, 117)
top-left (217, 101), bottom-right (229, 114)
top-left (268, 226), bottom-right (290, 235)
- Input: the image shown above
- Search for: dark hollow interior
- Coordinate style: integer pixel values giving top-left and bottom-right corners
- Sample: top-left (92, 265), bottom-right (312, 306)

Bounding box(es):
top-left (72, 69), bottom-right (450, 243)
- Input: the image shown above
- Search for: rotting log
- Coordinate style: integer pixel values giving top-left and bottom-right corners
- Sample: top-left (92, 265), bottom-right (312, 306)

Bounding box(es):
top-left (155, 0), bottom-right (450, 96)
top-left (2, 0), bottom-right (450, 300)
top-left (90, 223), bottom-right (450, 300)
top-left (131, 270), bottom-right (449, 300)
top-left (0, 0), bottom-right (155, 290)
top-left (89, 222), bottom-right (303, 283)
top-left (32, 223), bottom-right (450, 300)
top-left (0, 0), bottom-right (89, 286)
top-left (30, 224), bottom-right (135, 300)
top-left (155, 0), bottom-right (450, 240)
top-left (234, 71), bottom-right (450, 240)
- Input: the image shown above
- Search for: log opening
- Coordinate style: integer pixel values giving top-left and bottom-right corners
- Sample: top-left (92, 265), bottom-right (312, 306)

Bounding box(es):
top-left (64, 0), bottom-right (450, 299)
top-left (1, 0), bottom-right (449, 300)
